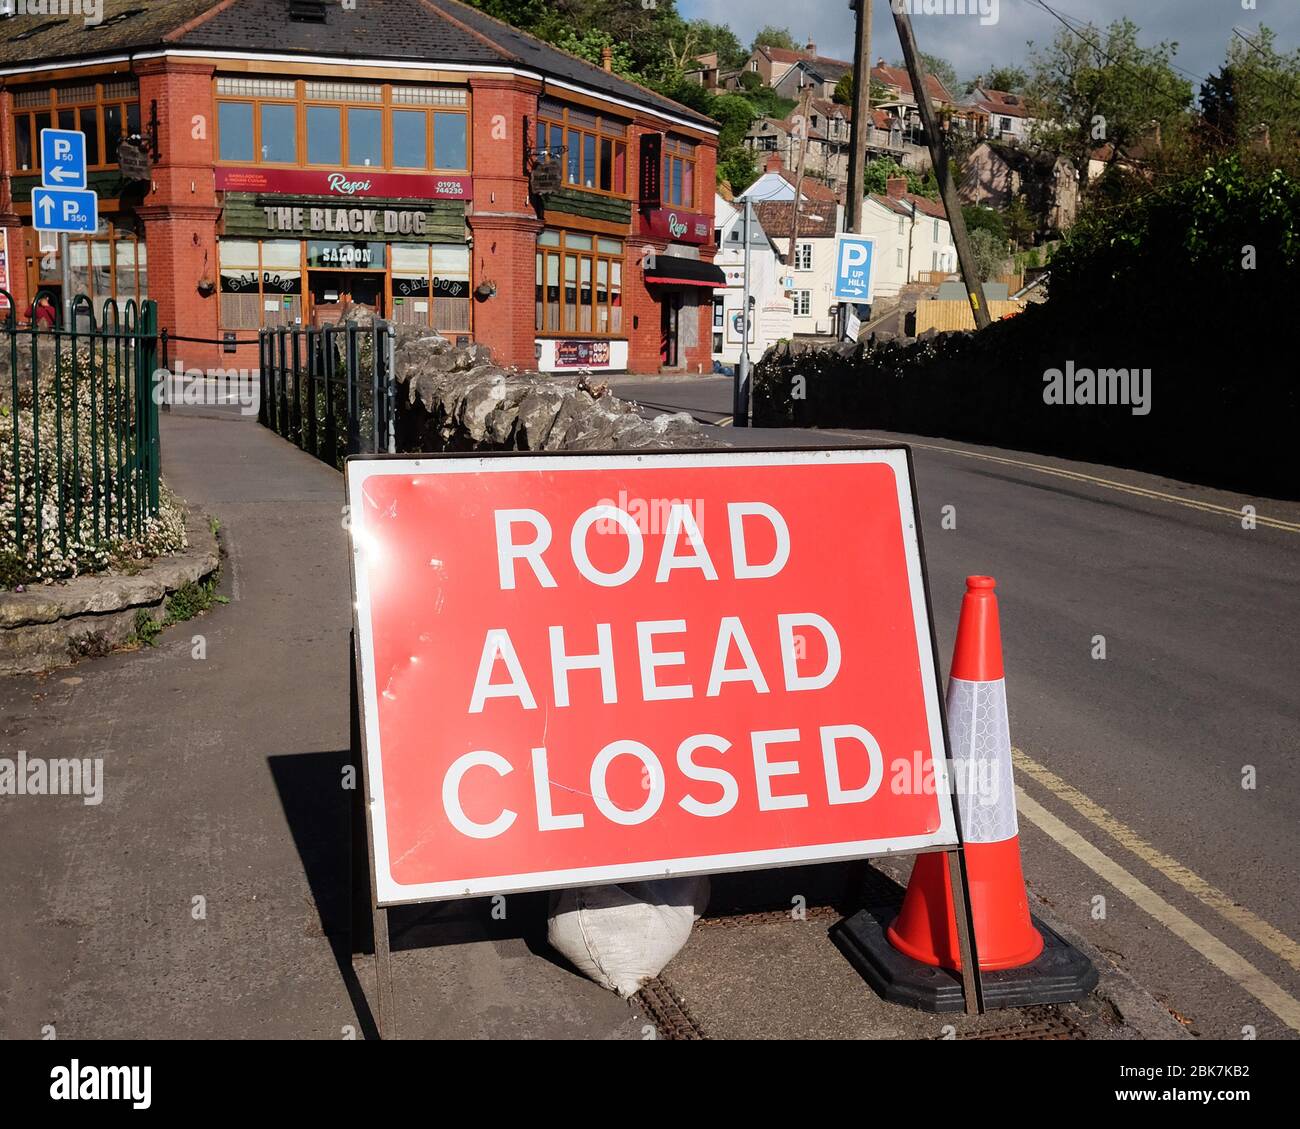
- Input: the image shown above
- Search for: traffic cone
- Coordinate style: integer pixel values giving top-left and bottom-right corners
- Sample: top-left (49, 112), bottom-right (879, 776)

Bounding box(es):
top-left (886, 575), bottom-right (1044, 971)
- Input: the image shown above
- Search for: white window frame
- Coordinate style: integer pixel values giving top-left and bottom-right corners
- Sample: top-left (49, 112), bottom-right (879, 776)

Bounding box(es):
top-left (795, 242), bottom-right (814, 271)
top-left (793, 290), bottom-right (812, 317)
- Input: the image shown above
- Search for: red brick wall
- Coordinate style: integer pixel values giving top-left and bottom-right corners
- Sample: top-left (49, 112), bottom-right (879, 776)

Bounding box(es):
top-left (466, 77), bottom-right (542, 370)
top-left (134, 60), bottom-right (224, 373)
top-left (0, 88), bottom-right (30, 320)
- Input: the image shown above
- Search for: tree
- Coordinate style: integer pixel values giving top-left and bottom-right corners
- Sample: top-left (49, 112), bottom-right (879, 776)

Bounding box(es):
top-left (753, 26), bottom-right (799, 53)
top-left (963, 204), bottom-right (1007, 244)
top-left (719, 148), bottom-right (759, 195)
top-left (1003, 197), bottom-right (1036, 248)
top-left (833, 73), bottom-right (893, 106)
top-left (974, 66), bottom-right (1027, 93)
top-left (1025, 17), bottom-right (1193, 183)
top-left (895, 53), bottom-right (959, 98)
top-left (683, 19), bottom-right (747, 71)
top-left (968, 228), bottom-right (1007, 281)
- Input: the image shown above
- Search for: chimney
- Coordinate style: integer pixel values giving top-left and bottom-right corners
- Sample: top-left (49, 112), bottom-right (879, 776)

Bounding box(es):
top-left (886, 176), bottom-right (908, 199)
top-left (601, 46), bottom-right (613, 73)
top-left (765, 152), bottom-right (785, 173)
top-left (805, 40), bottom-right (817, 56)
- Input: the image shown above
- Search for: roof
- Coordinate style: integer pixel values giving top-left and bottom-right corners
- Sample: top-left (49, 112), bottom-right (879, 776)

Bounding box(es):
top-left (0, 0), bottom-right (716, 128)
top-left (755, 45), bottom-right (808, 65)
top-left (871, 62), bottom-right (953, 104)
top-left (869, 191), bottom-right (948, 221)
top-left (787, 57), bottom-right (852, 83)
top-left (975, 89), bottom-right (1033, 118)
top-left (752, 200), bottom-right (837, 240)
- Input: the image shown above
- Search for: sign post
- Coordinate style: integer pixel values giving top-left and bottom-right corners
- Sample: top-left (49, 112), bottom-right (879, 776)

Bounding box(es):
top-left (34, 129), bottom-right (97, 236)
top-left (345, 448), bottom-right (982, 1034)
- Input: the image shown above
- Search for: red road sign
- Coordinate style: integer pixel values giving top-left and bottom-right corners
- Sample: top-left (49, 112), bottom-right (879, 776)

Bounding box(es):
top-left (347, 449), bottom-right (957, 904)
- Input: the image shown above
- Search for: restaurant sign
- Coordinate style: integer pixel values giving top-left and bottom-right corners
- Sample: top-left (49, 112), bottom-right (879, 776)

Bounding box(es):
top-left (216, 167), bottom-right (472, 201)
top-left (264, 206), bottom-right (431, 236)
top-left (644, 207), bottom-right (711, 245)
top-left (555, 340), bottom-right (612, 368)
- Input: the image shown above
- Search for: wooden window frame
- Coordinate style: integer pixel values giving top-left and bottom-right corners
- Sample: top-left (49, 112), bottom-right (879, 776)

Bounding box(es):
top-left (217, 238), bottom-right (305, 331)
top-left (534, 105), bottom-right (630, 199)
top-left (662, 136), bottom-right (698, 209)
top-left (214, 79), bottom-right (471, 173)
top-left (535, 229), bottom-right (625, 339)
top-left (64, 220), bottom-right (147, 308)
top-left (10, 82), bottom-right (140, 174)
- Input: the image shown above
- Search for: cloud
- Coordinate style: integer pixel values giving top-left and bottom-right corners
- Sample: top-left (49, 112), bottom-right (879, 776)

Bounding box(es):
top-left (678, 0), bottom-right (1300, 87)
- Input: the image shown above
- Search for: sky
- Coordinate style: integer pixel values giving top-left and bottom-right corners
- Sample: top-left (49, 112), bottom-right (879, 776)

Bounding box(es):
top-left (677, 0), bottom-right (1300, 91)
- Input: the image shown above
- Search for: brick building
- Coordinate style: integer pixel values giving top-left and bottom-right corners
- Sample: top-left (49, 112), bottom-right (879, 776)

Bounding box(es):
top-left (0, 0), bottom-right (722, 375)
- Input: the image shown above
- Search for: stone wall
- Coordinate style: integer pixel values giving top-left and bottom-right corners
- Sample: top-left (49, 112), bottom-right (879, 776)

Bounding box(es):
top-left (390, 326), bottom-right (709, 453)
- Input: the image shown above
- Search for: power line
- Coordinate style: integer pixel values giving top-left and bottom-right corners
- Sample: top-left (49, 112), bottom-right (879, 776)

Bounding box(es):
top-left (1229, 26), bottom-right (1300, 105)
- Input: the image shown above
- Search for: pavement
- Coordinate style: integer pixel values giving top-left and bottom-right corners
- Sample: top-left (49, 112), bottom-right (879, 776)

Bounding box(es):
top-left (2, 385), bottom-right (1297, 1040)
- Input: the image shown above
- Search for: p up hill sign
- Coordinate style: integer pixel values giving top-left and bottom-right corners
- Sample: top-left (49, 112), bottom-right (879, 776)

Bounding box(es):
top-left (347, 449), bottom-right (958, 906)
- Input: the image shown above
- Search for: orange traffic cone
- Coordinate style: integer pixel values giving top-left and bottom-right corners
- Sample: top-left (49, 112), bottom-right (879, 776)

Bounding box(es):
top-left (887, 576), bottom-right (1044, 971)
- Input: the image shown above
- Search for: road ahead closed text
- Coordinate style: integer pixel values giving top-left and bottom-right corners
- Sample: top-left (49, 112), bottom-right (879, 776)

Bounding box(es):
top-left (348, 450), bottom-right (955, 902)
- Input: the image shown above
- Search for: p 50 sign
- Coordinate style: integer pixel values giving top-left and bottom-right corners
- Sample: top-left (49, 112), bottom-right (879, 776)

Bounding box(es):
top-left (347, 449), bottom-right (956, 904)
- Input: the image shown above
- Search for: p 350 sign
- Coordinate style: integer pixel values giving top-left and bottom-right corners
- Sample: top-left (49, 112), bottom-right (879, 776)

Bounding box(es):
top-left (347, 449), bottom-right (956, 904)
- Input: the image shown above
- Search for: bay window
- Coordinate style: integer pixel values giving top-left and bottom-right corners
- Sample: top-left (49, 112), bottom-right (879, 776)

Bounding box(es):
top-left (535, 99), bottom-right (629, 197)
top-left (535, 230), bottom-right (624, 336)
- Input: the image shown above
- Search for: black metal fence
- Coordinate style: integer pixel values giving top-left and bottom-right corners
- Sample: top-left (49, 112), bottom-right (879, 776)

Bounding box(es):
top-left (258, 322), bottom-right (397, 469)
top-left (2, 290), bottom-right (161, 573)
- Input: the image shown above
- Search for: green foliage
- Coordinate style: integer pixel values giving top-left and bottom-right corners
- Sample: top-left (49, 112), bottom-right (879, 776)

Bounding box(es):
top-left (133, 571), bottom-right (227, 648)
top-left (963, 205), bottom-right (1007, 243)
top-left (1025, 17), bottom-right (1193, 181)
top-left (1197, 27), bottom-right (1300, 177)
top-left (684, 19), bottom-right (747, 71)
top-left (752, 26), bottom-right (798, 52)
top-left (975, 66), bottom-right (1027, 94)
top-left (710, 93), bottom-right (760, 152)
top-left (718, 148), bottom-right (759, 195)
top-left (833, 74), bottom-right (852, 105)
top-left (967, 228), bottom-right (1007, 281)
top-left (1003, 198), bottom-right (1036, 248)
top-left (860, 158), bottom-right (938, 201)
top-left (739, 70), bottom-right (763, 93)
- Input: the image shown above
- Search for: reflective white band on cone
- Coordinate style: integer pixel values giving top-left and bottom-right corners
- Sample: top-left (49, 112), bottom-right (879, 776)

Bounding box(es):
top-left (946, 676), bottom-right (1018, 845)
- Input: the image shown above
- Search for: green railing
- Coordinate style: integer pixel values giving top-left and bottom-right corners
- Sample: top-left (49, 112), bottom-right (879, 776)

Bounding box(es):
top-left (1, 290), bottom-right (161, 573)
top-left (258, 321), bottom-right (396, 470)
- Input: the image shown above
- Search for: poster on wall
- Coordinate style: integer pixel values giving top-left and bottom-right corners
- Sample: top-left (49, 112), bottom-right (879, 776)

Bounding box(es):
top-left (554, 340), bottom-right (612, 368)
top-left (726, 306), bottom-right (753, 345)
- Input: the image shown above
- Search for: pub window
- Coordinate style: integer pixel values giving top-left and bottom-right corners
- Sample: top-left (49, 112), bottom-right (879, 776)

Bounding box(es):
top-left (347, 107), bottom-right (383, 167)
top-left (218, 239), bottom-right (302, 331)
top-left (11, 80), bottom-right (139, 173)
top-left (306, 105), bottom-right (341, 165)
top-left (65, 219), bottom-right (147, 315)
top-left (535, 229), bottom-right (623, 337)
top-left (218, 78), bottom-right (469, 172)
top-left (391, 243), bottom-right (470, 333)
top-left (535, 100), bottom-right (628, 197)
top-left (663, 136), bottom-right (697, 208)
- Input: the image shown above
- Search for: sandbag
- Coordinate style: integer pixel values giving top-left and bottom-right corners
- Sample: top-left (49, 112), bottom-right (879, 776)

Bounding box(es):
top-left (547, 877), bottom-right (710, 997)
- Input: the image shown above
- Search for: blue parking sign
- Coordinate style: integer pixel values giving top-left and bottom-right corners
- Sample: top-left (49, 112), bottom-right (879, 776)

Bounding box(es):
top-left (31, 187), bottom-right (98, 234)
top-left (834, 235), bottom-right (875, 302)
top-left (40, 128), bottom-right (88, 190)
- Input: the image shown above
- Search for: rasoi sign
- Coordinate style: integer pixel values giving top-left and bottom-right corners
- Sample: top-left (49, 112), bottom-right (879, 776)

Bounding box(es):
top-left (347, 449), bottom-right (956, 904)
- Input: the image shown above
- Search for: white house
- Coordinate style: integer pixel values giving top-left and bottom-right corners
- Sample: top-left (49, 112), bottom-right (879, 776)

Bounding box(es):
top-left (712, 193), bottom-right (791, 367)
top-left (972, 88), bottom-right (1036, 144)
top-left (860, 178), bottom-right (955, 298)
top-left (750, 199), bottom-right (841, 338)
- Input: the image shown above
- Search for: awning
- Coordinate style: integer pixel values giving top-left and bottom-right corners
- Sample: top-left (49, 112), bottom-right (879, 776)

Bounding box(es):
top-left (645, 255), bottom-right (727, 289)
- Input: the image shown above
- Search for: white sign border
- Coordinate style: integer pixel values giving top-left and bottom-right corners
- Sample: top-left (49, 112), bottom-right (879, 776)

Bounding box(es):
top-left (833, 233), bottom-right (876, 304)
top-left (347, 447), bottom-right (957, 905)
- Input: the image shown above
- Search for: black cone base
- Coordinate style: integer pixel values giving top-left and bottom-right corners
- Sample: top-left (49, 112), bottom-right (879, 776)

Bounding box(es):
top-left (832, 902), bottom-right (1099, 1013)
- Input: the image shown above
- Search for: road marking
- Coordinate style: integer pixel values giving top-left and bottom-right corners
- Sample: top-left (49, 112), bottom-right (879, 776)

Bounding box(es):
top-left (853, 433), bottom-right (1300, 533)
top-left (1013, 748), bottom-right (1300, 973)
top-left (1015, 787), bottom-right (1300, 1032)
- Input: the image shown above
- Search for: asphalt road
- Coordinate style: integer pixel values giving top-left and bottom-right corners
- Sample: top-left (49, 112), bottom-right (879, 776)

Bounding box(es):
top-left (616, 374), bottom-right (1300, 1039)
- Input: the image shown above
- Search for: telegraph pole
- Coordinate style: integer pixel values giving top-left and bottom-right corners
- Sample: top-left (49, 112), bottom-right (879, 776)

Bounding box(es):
top-left (845, 0), bottom-right (872, 235)
top-left (890, 4), bottom-right (991, 329)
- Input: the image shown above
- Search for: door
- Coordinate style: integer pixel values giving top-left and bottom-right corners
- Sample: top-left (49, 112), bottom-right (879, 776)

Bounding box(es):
top-left (308, 271), bottom-right (385, 326)
top-left (660, 294), bottom-right (680, 368)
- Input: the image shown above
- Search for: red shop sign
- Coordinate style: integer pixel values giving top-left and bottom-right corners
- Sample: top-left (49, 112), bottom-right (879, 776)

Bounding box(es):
top-left (644, 207), bottom-right (712, 245)
top-left (347, 448), bottom-right (957, 904)
top-left (215, 167), bottom-right (473, 201)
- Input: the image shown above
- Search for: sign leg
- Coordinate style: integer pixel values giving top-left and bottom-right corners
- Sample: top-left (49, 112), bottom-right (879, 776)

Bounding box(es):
top-left (945, 848), bottom-right (985, 1015)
